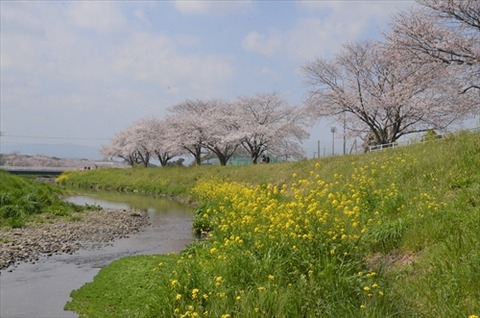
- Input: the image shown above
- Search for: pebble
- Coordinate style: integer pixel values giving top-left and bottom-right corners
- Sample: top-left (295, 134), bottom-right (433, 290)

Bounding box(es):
top-left (0, 209), bottom-right (149, 271)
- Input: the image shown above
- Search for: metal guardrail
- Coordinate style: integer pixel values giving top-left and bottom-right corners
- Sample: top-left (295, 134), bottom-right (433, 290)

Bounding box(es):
top-left (1, 166), bottom-right (75, 171)
top-left (1, 168), bottom-right (67, 177)
top-left (0, 166), bottom-right (80, 177)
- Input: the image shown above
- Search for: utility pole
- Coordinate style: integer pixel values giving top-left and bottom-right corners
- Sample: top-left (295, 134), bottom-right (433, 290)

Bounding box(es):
top-left (330, 127), bottom-right (337, 156)
top-left (317, 140), bottom-right (320, 158)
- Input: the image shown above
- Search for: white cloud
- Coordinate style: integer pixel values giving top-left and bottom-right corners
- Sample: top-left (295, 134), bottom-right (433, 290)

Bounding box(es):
top-left (175, 34), bottom-right (202, 48)
top-left (133, 8), bottom-right (149, 25)
top-left (298, 0), bottom-right (414, 20)
top-left (243, 1), bottom-right (416, 60)
top-left (259, 67), bottom-right (281, 83)
top-left (0, 3), bottom-right (49, 71)
top-left (173, 0), bottom-right (253, 15)
top-left (242, 31), bottom-right (282, 56)
top-left (285, 16), bottom-right (367, 60)
top-left (242, 17), bottom-right (351, 61)
top-left (112, 32), bottom-right (234, 97)
top-left (0, 0), bottom-right (239, 150)
top-left (67, 1), bottom-right (126, 33)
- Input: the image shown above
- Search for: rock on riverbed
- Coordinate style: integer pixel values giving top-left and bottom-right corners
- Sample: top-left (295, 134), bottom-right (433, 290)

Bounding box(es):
top-left (0, 209), bottom-right (149, 271)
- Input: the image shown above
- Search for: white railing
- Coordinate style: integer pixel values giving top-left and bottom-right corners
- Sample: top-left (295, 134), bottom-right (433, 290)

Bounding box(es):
top-left (368, 126), bottom-right (479, 152)
top-left (368, 140), bottom-right (413, 151)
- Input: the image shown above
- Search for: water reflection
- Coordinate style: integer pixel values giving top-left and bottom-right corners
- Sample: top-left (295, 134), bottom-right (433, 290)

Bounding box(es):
top-left (65, 189), bottom-right (189, 213)
top-left (0, 191), bottom-right (194, 318)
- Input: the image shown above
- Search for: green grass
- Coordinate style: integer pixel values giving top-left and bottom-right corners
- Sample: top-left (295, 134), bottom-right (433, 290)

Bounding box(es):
top-left (65, 255), bottom-right (174, 317)
top-left (63, 131), bottom-right (480, 317)
top-left (58, 161), bottom-right (302, 198)
top-left (0, 171), bottom-right (86, 228)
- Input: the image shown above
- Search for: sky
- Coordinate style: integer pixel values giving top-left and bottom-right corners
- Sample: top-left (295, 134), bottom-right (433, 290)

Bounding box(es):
top-left (0, 0), bottom-right (418, 159)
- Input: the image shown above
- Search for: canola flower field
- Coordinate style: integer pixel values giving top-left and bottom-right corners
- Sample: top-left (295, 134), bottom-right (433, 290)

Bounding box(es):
top-left (63, 132), bottom-right (479, 317)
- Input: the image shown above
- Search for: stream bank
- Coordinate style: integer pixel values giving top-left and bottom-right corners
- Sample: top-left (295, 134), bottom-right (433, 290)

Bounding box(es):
top-left (0, 193), bottom-right (194, 318)
top-left (0, 208), bottom-right (149, 271)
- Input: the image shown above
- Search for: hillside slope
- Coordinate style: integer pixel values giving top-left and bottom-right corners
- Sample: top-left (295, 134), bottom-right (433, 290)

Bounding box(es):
top-left (64, 131), bottom-right (479, 317)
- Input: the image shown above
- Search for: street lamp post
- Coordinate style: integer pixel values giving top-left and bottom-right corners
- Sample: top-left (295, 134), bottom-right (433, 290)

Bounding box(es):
top-left (330, 127), bottom-right (337, 156)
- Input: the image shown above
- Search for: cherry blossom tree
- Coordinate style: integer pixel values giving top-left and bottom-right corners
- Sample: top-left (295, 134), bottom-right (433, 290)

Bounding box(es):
top-left (148, 118), bottom-right (185, 166)
top-left (102, 117), bottom-right (184, 167)
top-left (200, 99), bottom-right (242, 166)
top-left (101, 118), bottom-right (155, 167)
top-left (167, 98), bottom-right (243, 166)
top-left (388, 0), bottom-right (479, 66)
top-left (234, 93), bottom-right (309, 163)
top-left (101, 130), bottom-right (134, 166)
top-left (387, 0), bottom-right (479, 97)
top-left (167, 99), bottom-right (213, 165)
top-left (303, 40), bottom-right (475, 146)
top-left (105, 95), bottom-right (308, 167)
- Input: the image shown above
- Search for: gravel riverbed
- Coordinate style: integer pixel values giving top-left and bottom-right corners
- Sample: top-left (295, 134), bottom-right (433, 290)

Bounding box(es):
top-left (0, 209), bottom-right (149, 271)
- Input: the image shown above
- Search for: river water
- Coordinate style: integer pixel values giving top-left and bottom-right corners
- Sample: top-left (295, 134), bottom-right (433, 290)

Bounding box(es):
top-left (0, 191), bottom-right (194, 318)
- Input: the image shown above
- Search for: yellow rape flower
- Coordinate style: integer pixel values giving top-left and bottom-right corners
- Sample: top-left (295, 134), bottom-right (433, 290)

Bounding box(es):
top-left (215, 276), bottom-right (223, 284)
top-left (192, 288), bottom-right (199, 299)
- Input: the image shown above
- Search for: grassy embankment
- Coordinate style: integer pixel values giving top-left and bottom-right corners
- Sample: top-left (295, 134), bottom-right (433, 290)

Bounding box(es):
top-left (0, 171), bottom-right (88, 228)
top-left (62, 131), bottom-right (480, 317)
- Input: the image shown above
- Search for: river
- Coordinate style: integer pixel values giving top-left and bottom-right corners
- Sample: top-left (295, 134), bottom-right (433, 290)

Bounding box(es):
top-left (0, 191), bottom-right (194, 318)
